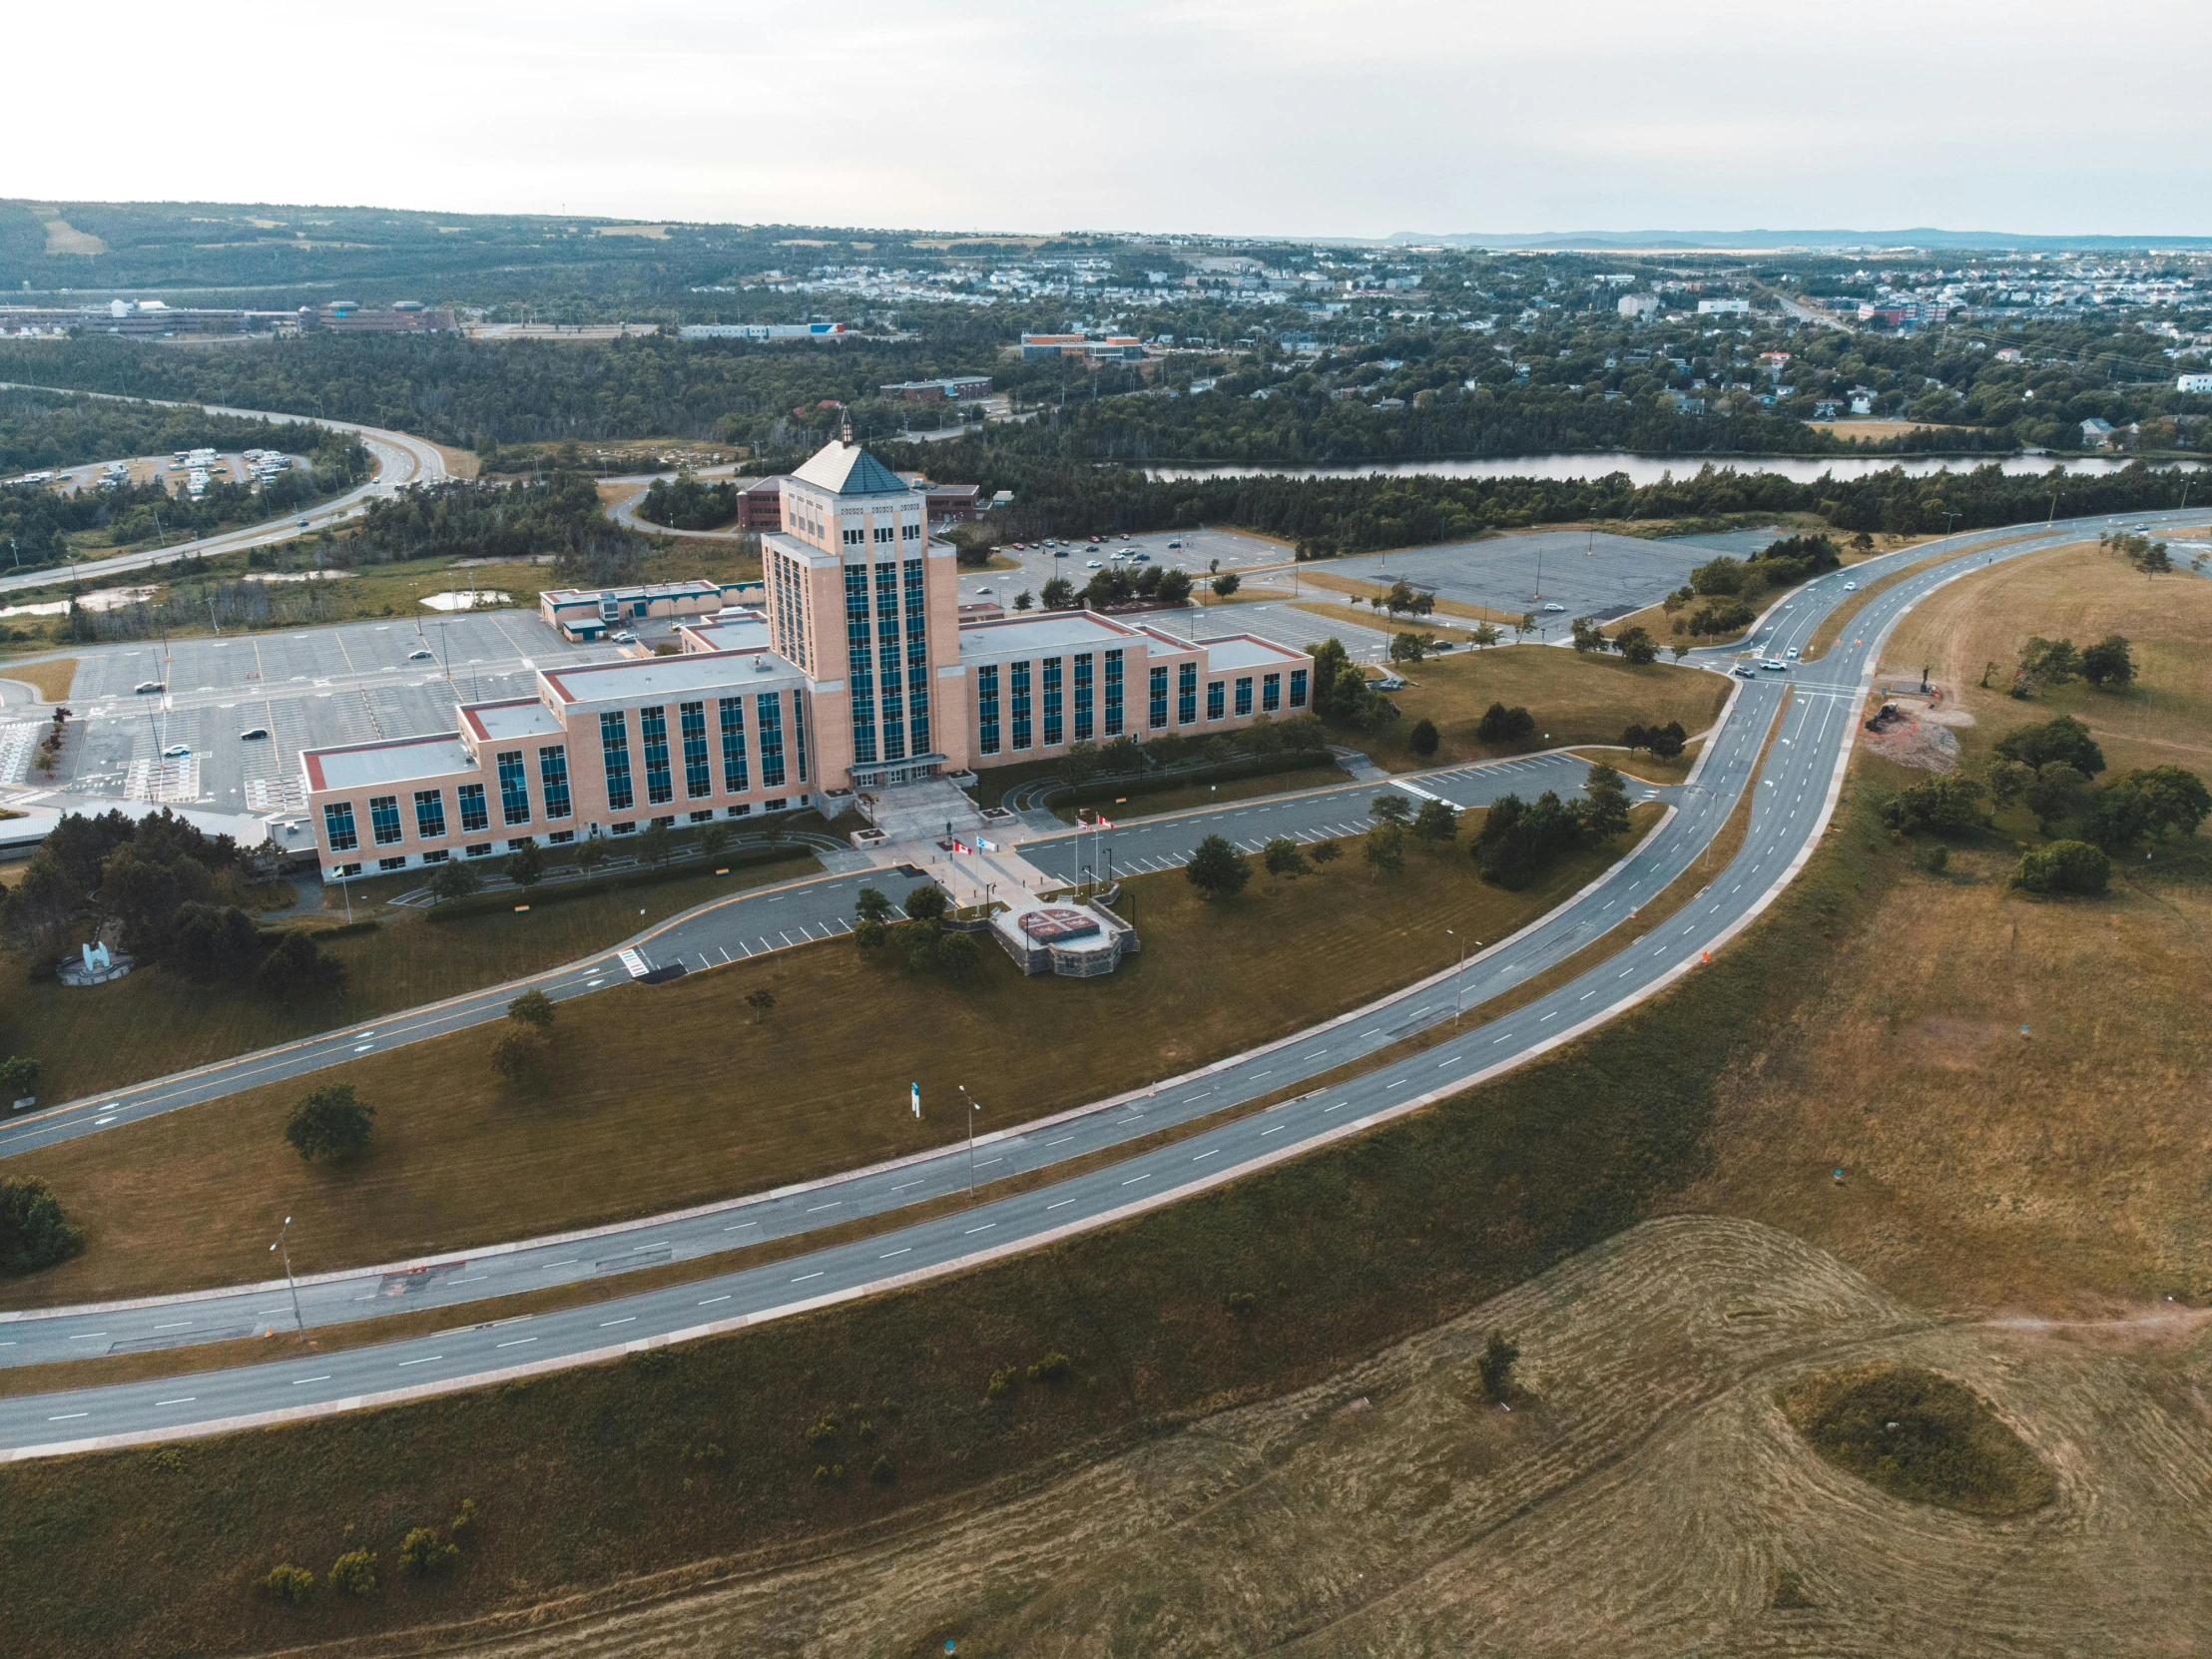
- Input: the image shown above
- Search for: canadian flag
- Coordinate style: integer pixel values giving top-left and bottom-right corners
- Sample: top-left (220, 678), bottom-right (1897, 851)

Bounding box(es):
top-left (1095, 815), bottom-right (1115, 830)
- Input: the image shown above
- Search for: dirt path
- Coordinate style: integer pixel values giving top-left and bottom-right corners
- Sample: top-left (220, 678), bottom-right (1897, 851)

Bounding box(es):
top-left (366, 1216), bottom-right (2212, 1658)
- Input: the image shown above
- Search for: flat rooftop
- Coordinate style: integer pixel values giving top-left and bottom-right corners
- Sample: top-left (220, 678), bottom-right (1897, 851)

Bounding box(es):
top-left (1201, 633), bottom-right (1308, 671)
top-left (956, 612), bottom-right (1138, 660)
top-left (461, 699), bottom-right (565, 743)
top-left (683, 615), bottom-right (772, 653)
top-left (540, 648), bottom-right (801, 708)
top-left (303, 733), bottom-right (478, 792)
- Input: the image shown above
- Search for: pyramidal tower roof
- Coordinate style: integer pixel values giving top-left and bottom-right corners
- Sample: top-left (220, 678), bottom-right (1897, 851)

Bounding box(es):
top-left (791, 436), bottom-right (910, 497)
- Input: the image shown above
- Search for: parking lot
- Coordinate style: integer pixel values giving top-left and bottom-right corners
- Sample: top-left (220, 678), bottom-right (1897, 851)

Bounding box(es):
top-left (1328, 524), bottom-right (1785, 631)
top-left (957, 526), bottom-right (1287, 611)
top-left (26, 609), bottom-right (618, 816)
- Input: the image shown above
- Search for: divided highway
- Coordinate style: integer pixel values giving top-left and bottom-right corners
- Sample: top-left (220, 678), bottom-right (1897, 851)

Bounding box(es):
top-left (1, 509), bottom-right (2197, 1458)
top-left (0, 383), bottom-right (449, 598)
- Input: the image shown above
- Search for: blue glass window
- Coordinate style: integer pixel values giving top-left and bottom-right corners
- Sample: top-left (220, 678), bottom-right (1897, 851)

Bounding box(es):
top-left (1042, 657), bottom-right (1064, 748)
top-left (413, 789), bottom-right (446, 840)
top-left (1178, 663), bottom-right (1198, 725)
top-left (1207, 680), bottom-right (1225, 721)
top-left (1105, 649), bottom-right (1124, 736)
top-left (640, 706), bottom-right (673, 806)
top-left (1010, 659), bottom-right (1032, 750)
top-left (680, 702), bottom-right (712, 799)
top-left (1148, 664), bottom-right (1168, 730)
top-left (1263, 672), bottom-right (1281, 713)
top-left (599, 713), bottom-right (633, 812)
top-left (322, 801), bottom-right (358, 852)
top-left (718, 696), bottom-right (750, 793)
top-left (977, 664), bottom-right (1000, 755)
top-left (1073, 653), bottom-right (1094, 742)
top-left (1290, 668), bottom-right (1309, 709)
top-left (497, 751), bottom-right (530, 826)
top-left (1235, 676), bottom-right (1253, 717)
top-left (757, 691), bottom-right (786, 789)
top-left (539, 746), bottom-right (571, 820)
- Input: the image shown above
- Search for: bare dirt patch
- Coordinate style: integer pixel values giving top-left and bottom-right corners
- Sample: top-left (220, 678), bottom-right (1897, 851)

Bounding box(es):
top-left (1862, 686), bottom-right (1972, 773)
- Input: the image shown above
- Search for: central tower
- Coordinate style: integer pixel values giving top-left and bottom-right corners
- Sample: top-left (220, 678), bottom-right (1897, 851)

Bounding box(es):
top-left (759, 435), bottom-right (969, 790)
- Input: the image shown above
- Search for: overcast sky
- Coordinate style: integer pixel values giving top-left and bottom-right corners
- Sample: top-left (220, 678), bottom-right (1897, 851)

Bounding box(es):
top-left (8, 0), bottom-right (2207, 239)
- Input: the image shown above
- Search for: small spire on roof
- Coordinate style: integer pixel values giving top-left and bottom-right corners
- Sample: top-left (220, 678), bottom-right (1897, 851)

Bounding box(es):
top-left (839, 413), bottom-right (853, 446)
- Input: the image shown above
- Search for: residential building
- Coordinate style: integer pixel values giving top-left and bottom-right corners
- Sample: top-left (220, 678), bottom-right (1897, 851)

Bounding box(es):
top-left (301, 435), bottom-right (1306, 876)
top-left (2079, 417), bottom-right (2115, 445)
top-left (2177, 372), bottom-right (2212, 393)
top-left (1617, 293), bottom-right (1660, 319)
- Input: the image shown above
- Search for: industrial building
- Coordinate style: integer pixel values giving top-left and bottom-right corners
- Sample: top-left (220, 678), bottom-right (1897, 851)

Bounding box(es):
top-left (877, 375), bottom-right (992, 401)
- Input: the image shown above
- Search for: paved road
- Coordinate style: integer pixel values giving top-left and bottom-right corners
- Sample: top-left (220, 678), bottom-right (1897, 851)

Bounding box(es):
top-left (0, 383), bottom-right (449, 598)
top-left (2, 508), bottom-right (2199, 1455)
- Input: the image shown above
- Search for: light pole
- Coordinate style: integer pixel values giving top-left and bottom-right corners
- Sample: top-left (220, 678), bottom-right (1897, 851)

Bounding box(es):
top-left (957, 1084), bottom-right (982, 1201)
top-left (1445, 927), bottom-right (1474, 1022)
top-left (270, 1215), bottom-right (304, 1334)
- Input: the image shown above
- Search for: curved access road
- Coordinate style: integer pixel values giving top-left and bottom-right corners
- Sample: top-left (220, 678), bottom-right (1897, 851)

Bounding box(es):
top-left (0, 509), bottom-right (2194, 1457)
top-left (0, 382), bottom-right (449, 598)
top-left (601, 465), bottom-right (752, 540)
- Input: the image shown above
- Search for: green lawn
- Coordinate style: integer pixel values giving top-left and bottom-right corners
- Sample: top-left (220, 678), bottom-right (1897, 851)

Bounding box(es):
top-left (0, 852), bottom-right (819, 1105)
top-left (6, 808), bottom-right (1655, 1303)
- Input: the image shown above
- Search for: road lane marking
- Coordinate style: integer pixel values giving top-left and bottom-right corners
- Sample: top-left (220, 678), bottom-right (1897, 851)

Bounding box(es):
top-left (599, 1317), bottom-right (637, 1328)
top-left (698, 1295), bottom-right (731, 1306)
top-left (155, 1397), bottom-right (196, 1406)
top-left (1047, 1197), bottom-right (1077, 1209)
top-left (964, 1223), bottom-right (995, 1234)
top-left (791, 1271), bottom-right (824, 1283)
top-left (291, 1375), bottom-right (331, 1385)
top-left (496, 1337), bottom-right (538, 1348)
top-left (397, 1355), bottom-right (442, 1367)
top-left (47, 1412), bottom-right (90, 1421)
top-left (880, 1247), bottom-right (911, 1258)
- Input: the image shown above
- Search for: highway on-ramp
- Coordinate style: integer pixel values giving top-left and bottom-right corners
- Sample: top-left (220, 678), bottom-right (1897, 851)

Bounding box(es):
top-left (1, 509), bottom-right (2195, 1457)
top-left (0, 383), bottom-right (449, 598)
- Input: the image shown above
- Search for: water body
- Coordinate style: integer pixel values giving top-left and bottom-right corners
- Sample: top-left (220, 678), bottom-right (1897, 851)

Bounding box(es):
top-left (1150, 452), bottom-right (2208, 486)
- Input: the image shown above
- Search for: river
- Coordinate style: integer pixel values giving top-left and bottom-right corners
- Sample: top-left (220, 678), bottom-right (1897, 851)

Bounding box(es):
top-left (1148, 452), bottom-right (2208, 486)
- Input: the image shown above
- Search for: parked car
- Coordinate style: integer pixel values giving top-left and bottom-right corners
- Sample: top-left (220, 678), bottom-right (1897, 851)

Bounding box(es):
top-left (407, 648), bottom-right (434, 661)
top-left (239, 727), bottom-right (270, 741)
top-left (1543, 602), bottom-right (1565, 613)
top-left (610, 630), bottom-right (637, 643)
top-left (134, 680), bottom-right (164, 695)
top-left (162, 744), bottom-right (192, 759)
top-left (1086, 559), bottom-right (1103, 568)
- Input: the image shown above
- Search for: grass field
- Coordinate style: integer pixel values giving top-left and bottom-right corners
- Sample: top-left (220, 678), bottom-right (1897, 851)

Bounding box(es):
top-left (7, 815), bottom-right (1629, 1302)
top-left (1778, 1362), bottom-right (2056, 1516)
top-left (0, 851), bottom-right (818, 1106)
top-left (1677, 542), bottom-right (2212, 1308)
top-left (2, 656), bottom-right (75, 700)
top-left (1361, 644), bottom-right (1731, 773)
top-left (1054, 759), bottom-right (1350, 823)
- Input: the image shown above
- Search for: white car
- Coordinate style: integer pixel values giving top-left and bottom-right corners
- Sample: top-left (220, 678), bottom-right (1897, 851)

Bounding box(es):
top-left (610, 630), bottom-right (637, 643)
top-left (162, 744), bottom-right (193, 759)
top-left (1843, 581), bottom-right (1858, 591)
top-left (1086, 559), bottom-right (1103, 568)
top-left (1787, 647), bottom-right (1800, 659)
top-left (1543, 602), bottom-right (1565, 613)
top-left (1761, 659), bottom-right (1788, 672)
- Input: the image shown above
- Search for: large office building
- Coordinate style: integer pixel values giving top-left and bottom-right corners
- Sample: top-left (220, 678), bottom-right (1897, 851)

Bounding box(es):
top-left (300, 435), bottom-right (1310, 878)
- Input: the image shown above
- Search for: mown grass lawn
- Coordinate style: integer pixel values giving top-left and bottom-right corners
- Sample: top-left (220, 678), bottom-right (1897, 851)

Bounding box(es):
top-left (0, 851), bottom-right (819, 1104)
top-left (6, 808), bottom-right (1655, 1303)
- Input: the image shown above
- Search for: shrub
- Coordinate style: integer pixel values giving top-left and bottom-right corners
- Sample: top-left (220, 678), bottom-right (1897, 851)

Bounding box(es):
top-left (261, 1563), bottom-right (316, 1604)
top-left (0, 1175), bottom-right (85, 1277)
top-left (397, 1527), bottom-right (458, 1577)
top-left (1993, 715), bottom-right (2104, 776)
top-left (1476, 702), bottom-right (1535, 744)
top-left (0, 1054), bottom-right (41, 1101)
top-left (986, 1366), bottom-right (1018, 1398)
top-left (902, 883), bottom-right (949, 924)
top-left (256, 929), bottom-right (347, 1001)
top-left (933, 930), bottom-right (981, 983)
top-left (1026, 1352), bottom-right (1075, 1383)
top-left (506, 988), bottom-right (555, 1029)
top-left (1224, 1290), bottom-right (1258, 1319)
top-left (1184, 833), bottom-right (1251, 900)
top-left (326, 1549), bottom-right (377, 1597)
top-left (284, 1084), bottom-right (375, 1162)
top-left (1882, 775), bottom-right (1987, 837)
top-left (1779, 1364), bottom-right (2055, 1516)
top-left (1477, 1330), bottom-right (1520, 1402)
top-left (1407, 717), bottom-right (1439, 759)
top-left (447, 1498), bottom-right (477, 1543)
top-left (2014, 838), bottom-right (2110, 894)
top-left (868, 1453), bottom-right (897, 1484)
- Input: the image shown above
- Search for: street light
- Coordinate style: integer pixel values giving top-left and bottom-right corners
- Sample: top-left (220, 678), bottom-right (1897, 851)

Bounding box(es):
top-left (270, 1215), bottom-right (304, 1334)
top-left (957, 1084), bottom-right (983, 1201)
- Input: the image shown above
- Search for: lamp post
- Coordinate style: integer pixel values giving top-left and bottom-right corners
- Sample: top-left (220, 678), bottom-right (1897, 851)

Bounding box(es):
top-left (957, 1084), bottom-right (982, 1201)
top-left (270, 1215), bottom-right (304, 1334)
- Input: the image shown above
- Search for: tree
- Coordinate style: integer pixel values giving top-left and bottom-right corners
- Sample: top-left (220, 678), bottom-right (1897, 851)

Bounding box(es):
top-left (1389, 630), bottom-right (1434, 665)
top-left (257, 929), bottom-right (347, 1001)
top-left (1646, 721), bottom-right (1687, 760)
top-left (1476, 702), bottom-right (1536, 745)
top-left (1039, 575), bottom-right (1076, 611)
top-left (1884, 775), bottom-right (1989, 836)
top-left (1411, 797), bottom-right (1459, 848)
top-left (2014, 635), bottom-right (2081, 694)
top-left (1012, 589), bottom-right (1035, 612)
top-left (0, 1055), bottom-right (39, 1102)
top-left (1184, 833), bottom-right (1251, 900)
top-left (633, 821), bottom-right (674, 867)
top-left (1576, 763), bottom-right (1632, 840)
top-left (491, 1025), bottom-right (552, 1085)
top-left (507, 988), bottom-right (555, 1029)
top-left (1569, 616), bottom-right (1608, 653)
top-left (934, 930), bottom-right (981, 982)
top-left (165, 901), bottom-right (260, 981)
top-left (1370, 792), bottom-right (1413, 825)
top-left (1994, 716), bottom-right (2104, 776)
top-left (1364, 820), bottom-right (1405, 879)
top-left (2118, 765), bottom-right (2211, 840)
top-left (1471, 623), bottom-right (1502, 649)
top-left (2013, 839), bottom-right (2110, 895)
top-left (1407, 717), bottom-right (1440, 760)
top-left (853, 918), bottom-right (887, 950)
top-left (1308, 837), bottom-right (1342, 866)
top-left (503, 836), bottom-right (545, 888)
top-left (427, 858), bottom-right (482, 904)
top-left (1061, 739), bottom-right (1103, 784)
top-left (744, 987), bottom-right (777, 1023)
top-left (0, 1174), bottom-right (84, 1276)
top-left (2078, 634), bottom-right (2135, 690)
top-left (1613, 625), bottom-right (1659, 665)
top-left (1985, 758), bottom-right (2034, 807)
top-left (698, 822), bottom-right (732, 859)
top-left (285, 1084), bottom-right (374, 1162)
top-left (1154, 568), bottom-right (1193, 605)
top-left (2024, 762), bottom-right (2097, 834)
top-left (1306, 638), bottom-right (1358, 719)
top-left (261, 1564), bottom-right (316, 1604)
top-left (1471, 791), bottom-right (1583, 886)
top-left (903, 883), bottom-right (949, 923)
top-left (327, 1549), bottom-right (378, 1598)
top-left (398, 1527), bottom-right (459, 1577)
top-left (854, 885), bottom-right (894, 925)
top-left (1477, 1330), bottom-right (1520, 1402)
top-left (1101, 734), bottom-right (1144, 774)
top-left (575, 837), bottom-right (610, 875)
top-left (1210, 571), bottom-right (1241, 600)
top-left (1262, 836), bottom-right (1311, 880)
